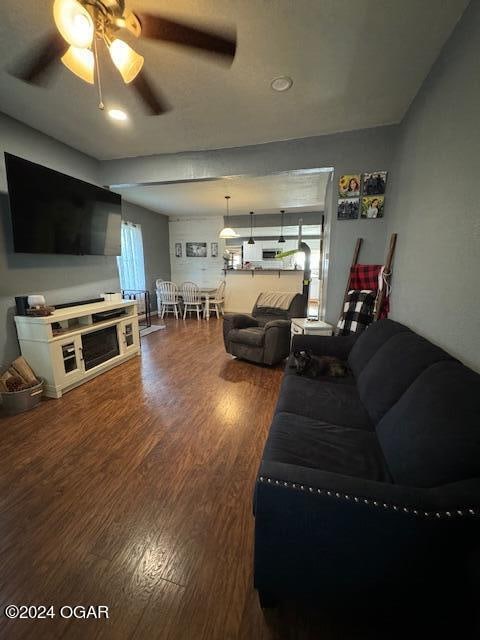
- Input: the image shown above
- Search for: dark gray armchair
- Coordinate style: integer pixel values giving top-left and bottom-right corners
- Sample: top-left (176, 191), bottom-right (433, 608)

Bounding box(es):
top-left (223, 292), bottom-right (305, 365)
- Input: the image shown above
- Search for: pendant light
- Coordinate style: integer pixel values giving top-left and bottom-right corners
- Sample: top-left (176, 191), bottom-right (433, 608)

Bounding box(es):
top-left (219, 196), bottom-right (238, 239)
top-left (278, 209), bottom-right (286, 243)
top-left (248, 211), bottom-right (255, 244)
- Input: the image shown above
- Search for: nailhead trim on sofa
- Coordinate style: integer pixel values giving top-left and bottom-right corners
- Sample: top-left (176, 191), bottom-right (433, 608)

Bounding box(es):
top-left (257, 476), bottom-right (477, 519)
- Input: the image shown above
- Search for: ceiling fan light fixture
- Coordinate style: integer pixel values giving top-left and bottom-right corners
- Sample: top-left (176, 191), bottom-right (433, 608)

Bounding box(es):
top-left (53, 0), bottom-right (94, 49)
top-left (61, 45), bottom-right (94, 84)
top-left (119, 10), bottom-right (142, 38)
top-left (109, 38), bottom-right (144, 83)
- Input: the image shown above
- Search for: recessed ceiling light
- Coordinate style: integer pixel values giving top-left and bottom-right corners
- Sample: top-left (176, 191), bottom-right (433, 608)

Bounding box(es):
top-left (108, 108), bottom-right (128, 121)
top-left (271, 76), bottom-right (293, 92)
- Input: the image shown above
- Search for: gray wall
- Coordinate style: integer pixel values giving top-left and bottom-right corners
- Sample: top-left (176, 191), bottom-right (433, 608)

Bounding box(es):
top-left (0, 113), bottom-right (118, 369)
top-left (121, 201), bottom-right (170, 310)
top-left (0, 194), bottom-right (120, 369)
top-left (0, 195), bottom-right (171, 369)
top-left (101, 125), bottom-right (399, 323)
top-left (0, 113), bottom-right (171, 369)
top-left (0, 112), bottom-right (100, 190)
top-left (386, 0), bottom-right (480, 371)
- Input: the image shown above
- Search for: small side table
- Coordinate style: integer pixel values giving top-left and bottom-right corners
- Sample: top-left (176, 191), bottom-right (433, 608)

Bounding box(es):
top-left (291, 318), bottom-right (333, 338)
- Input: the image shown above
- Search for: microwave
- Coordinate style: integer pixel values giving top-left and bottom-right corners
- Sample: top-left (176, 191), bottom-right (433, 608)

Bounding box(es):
top-left (262, 249), bottom-right (280, 259)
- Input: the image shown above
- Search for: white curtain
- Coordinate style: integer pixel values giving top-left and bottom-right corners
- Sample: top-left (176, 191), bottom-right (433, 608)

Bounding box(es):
top-left (117, 222), bottom-right (146, 291)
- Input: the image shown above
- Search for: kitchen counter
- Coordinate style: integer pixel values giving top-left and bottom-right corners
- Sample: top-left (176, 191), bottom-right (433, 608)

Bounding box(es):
top-left (224, 270), bottom-right (304, 313)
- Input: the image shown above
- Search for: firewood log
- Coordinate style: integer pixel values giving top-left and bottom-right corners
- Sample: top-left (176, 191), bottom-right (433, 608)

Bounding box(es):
top-left (10, 357), bottom-right (38, 385)
top-left (0, 370), bottom-right (15, 393)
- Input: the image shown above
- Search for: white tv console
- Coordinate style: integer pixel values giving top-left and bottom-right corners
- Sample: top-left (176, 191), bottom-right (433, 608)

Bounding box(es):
top-left (14, 300), bottom-right (140, 398)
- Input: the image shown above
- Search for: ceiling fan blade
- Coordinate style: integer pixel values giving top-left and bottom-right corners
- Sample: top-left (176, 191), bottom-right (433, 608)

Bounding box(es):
top-left (9, 32), bottom-right (68, 86)
top-left (131, 71), bottom-right (171, 115)
top-left (136, 13), bottom-right (236, 61)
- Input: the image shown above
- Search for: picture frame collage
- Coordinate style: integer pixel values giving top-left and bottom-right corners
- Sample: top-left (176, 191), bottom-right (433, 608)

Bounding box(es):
top-left (337, 171), bottom-right (388, 220)
top-left (175, 242), bottom-right (219, 258)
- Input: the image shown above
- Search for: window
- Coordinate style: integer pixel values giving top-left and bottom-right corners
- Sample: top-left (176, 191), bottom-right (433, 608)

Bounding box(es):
top-left (117, 222), bottom-right (146, 291)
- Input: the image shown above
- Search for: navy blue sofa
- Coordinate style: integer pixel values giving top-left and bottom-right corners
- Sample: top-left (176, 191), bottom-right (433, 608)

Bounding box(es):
top-left (253, 320), bottom-right (480, 618)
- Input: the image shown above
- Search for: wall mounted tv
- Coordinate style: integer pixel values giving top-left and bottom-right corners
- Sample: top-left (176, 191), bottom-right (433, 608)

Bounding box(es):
top-left (4, 153), bottom-right (122, 255)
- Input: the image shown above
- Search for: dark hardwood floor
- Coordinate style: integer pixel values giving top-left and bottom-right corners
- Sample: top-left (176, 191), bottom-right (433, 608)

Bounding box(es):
top-left (0, 318), bottom-right (286, 639)
top-left (0, 318), bottom-right (418, 639)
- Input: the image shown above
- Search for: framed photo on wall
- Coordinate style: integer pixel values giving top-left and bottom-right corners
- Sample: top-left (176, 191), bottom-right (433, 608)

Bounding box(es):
top-left (175, 242), bottom-right (182, 257)
top-left (362, 171), bottom-right (388, 195)
top-left (211, 242), bottom-right (218, 258)
top-left (361, 196), bottom-right (385, 219)
top-left (186, 242), bottom-right (207, 257)
top-left (338, 174), bottom-right (361, 197)
top-left (337, 197), bottom-right (359, 220)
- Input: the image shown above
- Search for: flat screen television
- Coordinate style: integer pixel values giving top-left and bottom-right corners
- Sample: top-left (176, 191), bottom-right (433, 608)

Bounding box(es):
top-left (5, 153), bottom-right (122, 255)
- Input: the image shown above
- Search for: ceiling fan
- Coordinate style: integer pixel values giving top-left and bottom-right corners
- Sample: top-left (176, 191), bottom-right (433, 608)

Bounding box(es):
top-left (9, 0), bottom-right (237, 115)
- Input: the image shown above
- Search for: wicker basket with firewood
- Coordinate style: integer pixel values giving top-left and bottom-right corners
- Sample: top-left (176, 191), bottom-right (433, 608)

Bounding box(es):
top-left (0, 357), bottom-right (44, 416)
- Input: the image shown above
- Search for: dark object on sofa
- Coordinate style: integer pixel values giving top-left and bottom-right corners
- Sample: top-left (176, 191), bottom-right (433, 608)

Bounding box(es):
top-left (254, 319), bottom-right (480, 623)
top-left (223, 293), bottom-right (305, 365)
top-left (291, 350), bottom-right (349, 378)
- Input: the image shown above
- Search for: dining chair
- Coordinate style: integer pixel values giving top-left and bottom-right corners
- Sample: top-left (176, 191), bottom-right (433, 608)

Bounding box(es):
top-left (155, 278), bottom-right (164, 315)
top-left (157, 281), bottom-right (180, 319)
top-left (205, 280), bottom-right (226, 319)
top-left (181, 282), bottom-right (203, 320)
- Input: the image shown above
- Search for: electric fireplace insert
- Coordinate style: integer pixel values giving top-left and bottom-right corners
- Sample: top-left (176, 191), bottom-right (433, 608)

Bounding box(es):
top-left (81, 326), bottom-right (119, 370)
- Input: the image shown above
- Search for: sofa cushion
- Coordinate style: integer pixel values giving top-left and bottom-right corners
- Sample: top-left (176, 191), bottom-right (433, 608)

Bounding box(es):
top-left (376, 361), bottom-right (480, 488)
top-left (348, 319), bottom-right (411, 378)
top-left (276, 374), bottom-right (373, 431)
top-left (229, 327), bottom-right (265, 347)
top-left (263, 412), bottom-right (392, 482)
top-left (255, 307), bottom-right (288, 325)
top-left (253, 292), bottom-right (305, 323)
top-left (357, 332), bottom-right (455, 423)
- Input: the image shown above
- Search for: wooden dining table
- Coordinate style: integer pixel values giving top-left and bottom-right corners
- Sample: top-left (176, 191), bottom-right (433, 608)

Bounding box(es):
top-left (200, 288), bottom-right (217, 319)
top-left (177, 288), bottom-right (217, 319)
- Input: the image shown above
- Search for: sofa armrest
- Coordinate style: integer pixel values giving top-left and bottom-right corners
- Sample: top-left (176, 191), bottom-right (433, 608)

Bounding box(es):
top-left (256, 460), bottom-right (480, 514)
top-left (263, 320), bottom-right (292, 365)
top-left (223, 313), bottom-right (259, 351)
top-left (224, 313), bottom-right (259, 330)
top-left (254, 460), bottom-right (479, 599)
top-left (291, 333), bottom-right (357, 359)
top-left (264, 319), bottom-right (291, 330)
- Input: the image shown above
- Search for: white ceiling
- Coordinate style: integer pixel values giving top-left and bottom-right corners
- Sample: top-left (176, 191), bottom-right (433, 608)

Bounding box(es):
top-left (116, 169), bottom-right (330, 216)
top-left (0, 0), bottom-right (468, 160)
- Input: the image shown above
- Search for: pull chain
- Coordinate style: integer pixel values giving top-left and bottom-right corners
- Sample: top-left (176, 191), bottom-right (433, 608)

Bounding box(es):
top-left (93, 36), bottom-right (104, 111)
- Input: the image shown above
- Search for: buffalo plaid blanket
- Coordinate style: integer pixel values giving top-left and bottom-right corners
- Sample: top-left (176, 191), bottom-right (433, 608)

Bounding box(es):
top-left (349, 264), bottom-right (389, 318)
top-left (349, 264), bottom-right (383, 290)
top-left (336, 290), bottom-right (377, 336)
top-left (336, 264), bottom-right (391, 336)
